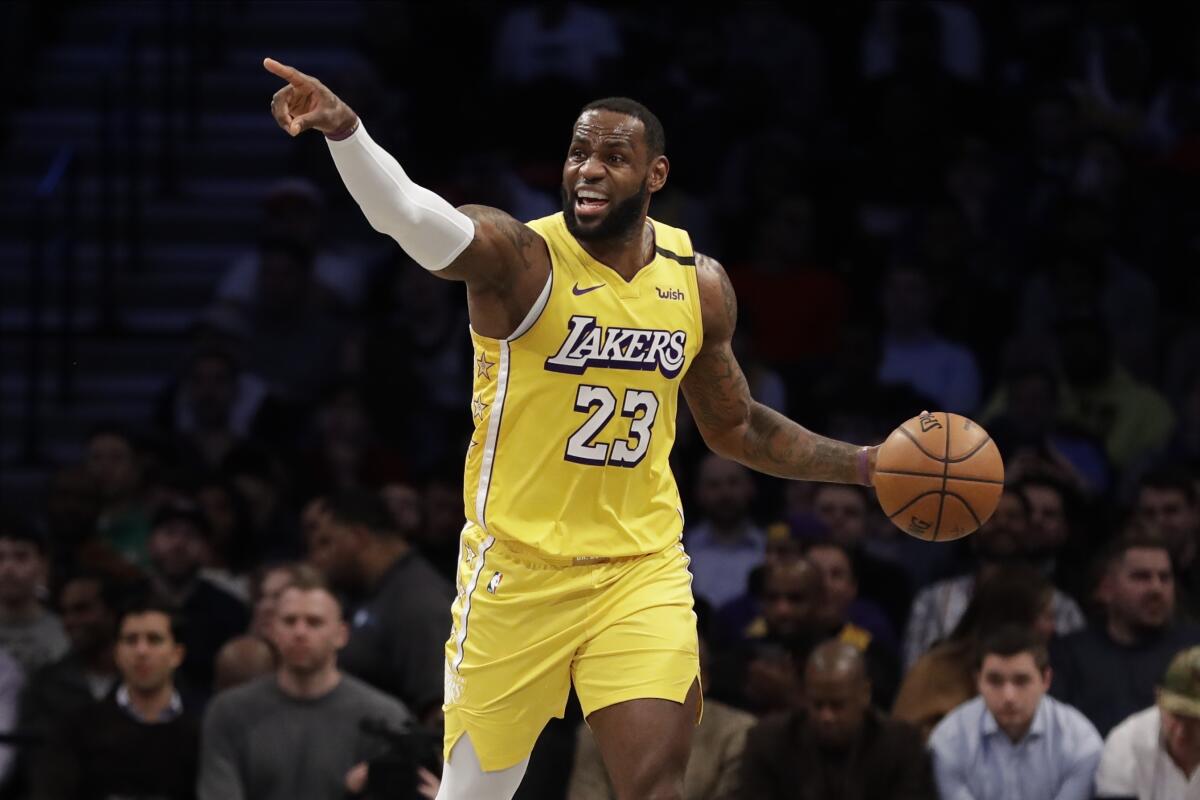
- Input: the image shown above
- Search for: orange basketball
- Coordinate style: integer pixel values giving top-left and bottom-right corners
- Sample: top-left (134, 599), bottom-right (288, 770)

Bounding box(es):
top-left (874, 411), bottom-right (1004, 542)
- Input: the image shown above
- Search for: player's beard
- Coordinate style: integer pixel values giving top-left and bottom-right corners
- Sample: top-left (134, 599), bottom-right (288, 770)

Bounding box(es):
top-left (562, 178), bottom-right (649, 242)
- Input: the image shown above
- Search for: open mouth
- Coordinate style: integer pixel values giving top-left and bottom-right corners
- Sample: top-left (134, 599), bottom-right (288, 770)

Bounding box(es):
top-left (575, 190), bottom-right (609, 218)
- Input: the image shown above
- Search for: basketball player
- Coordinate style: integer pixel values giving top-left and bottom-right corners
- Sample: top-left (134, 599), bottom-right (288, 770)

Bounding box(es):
top-left (265, 57), bottom-right (880, 800)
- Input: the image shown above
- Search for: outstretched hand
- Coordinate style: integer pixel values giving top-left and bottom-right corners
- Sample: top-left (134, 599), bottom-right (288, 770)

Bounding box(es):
top-left (264, 57), bottom-right (357, 137)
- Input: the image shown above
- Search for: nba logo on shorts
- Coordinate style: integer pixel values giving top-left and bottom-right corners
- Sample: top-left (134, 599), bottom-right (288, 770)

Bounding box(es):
top-left (487, 571), bottom-right (503, 594)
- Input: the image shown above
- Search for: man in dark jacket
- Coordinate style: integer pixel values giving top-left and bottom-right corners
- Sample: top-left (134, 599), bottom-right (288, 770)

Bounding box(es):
top-left (738, 640), bottom-right (934, 799)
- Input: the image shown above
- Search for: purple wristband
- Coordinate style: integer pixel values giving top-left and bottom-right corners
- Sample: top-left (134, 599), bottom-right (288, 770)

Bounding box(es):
top-left (325, 118), bottom-right (360, 142)
top-left (856, 446), bottom-right (871, 486)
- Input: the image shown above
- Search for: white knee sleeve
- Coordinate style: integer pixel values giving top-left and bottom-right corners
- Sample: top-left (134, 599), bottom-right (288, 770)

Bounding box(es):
top-left (435, 735), bottom-right (528, 800)
top-left (326, 121), bottom-right (475, 271)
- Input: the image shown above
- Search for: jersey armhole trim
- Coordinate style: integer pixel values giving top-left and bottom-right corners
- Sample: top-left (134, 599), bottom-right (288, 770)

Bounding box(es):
top-left (507, 268), bottom-right (553, 342)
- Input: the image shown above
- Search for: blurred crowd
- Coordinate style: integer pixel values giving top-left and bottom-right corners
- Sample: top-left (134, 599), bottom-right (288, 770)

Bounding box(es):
top-left (4, 1), bottom-right (1200, 798)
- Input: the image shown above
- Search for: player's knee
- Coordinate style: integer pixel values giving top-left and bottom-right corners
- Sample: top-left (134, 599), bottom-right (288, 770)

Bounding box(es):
top-left (613, 754), bottom-right (687, 800)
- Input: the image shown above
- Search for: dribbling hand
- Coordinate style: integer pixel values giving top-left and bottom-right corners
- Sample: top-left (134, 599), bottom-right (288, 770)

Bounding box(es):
top-left (264, 57), bottom-right (358, 137)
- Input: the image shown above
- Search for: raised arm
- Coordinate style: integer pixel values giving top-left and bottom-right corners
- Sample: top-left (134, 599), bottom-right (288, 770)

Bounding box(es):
top-left (681, 253), bottom-right (876, 485)
top-left (263, 58), bottom-right (549, 335)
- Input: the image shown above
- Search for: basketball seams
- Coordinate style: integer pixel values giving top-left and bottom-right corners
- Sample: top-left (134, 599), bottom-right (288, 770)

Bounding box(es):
top-left (884, 489), bottom-right (943, 519)
top-left (932, 413), bottom-right (950, 542)
top-left (897, 425), bottom-right (943, 460)
top-left (942, 491), bottom-right (983, 530)
top-left (946, 435), bottom-right (993, 464)
top-left (876, 468), bottom-right (1003, 485)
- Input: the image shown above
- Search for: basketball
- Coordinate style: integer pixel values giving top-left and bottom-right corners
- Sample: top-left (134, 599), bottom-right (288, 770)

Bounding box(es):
top-left (874, 411), bottom-right (1005, 542)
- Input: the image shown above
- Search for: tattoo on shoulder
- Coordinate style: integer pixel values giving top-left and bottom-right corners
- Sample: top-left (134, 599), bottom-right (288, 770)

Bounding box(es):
top-left (695, 252), bottom-right (737, 330)
top-left (497, 217), bottom-right (538, 265)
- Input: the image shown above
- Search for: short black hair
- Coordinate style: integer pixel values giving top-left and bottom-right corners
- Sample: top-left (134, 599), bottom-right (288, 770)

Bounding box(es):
top-left (0, 507), bottom-right (47, 553)
top-left (322, 489), bottom-right (400, 539)
top-left (117, 597), bottom-right (185, 644)
top-left (58, 569), bottom-right (125, 614)
top-left (1139, 465), bottom-right (1198, 506)
top-left (580, 97), bottom-right (665, 158)
top-left (975, 624), bottom-right (1049, 672)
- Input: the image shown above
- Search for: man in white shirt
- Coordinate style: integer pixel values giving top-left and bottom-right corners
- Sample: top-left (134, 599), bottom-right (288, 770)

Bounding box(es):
top-left (1096, 644), bottom-right (1200, 799)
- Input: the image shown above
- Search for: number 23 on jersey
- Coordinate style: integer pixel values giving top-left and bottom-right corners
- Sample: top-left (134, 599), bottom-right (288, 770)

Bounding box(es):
top-left (565, 385), bottom-right (659, 467)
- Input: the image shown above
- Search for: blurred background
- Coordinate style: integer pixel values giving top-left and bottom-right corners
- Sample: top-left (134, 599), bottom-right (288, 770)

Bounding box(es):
top-left (0, 1), bottom-right (1198, 799)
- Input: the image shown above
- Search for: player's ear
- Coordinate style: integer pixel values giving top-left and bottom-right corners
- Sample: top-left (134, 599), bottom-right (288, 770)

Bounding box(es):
top-left (647, 155), bottom-right (669, 194)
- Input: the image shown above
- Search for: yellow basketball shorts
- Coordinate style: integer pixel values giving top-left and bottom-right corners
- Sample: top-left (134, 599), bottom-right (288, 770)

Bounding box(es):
top-left (442, 523), bottom-right (701, 771)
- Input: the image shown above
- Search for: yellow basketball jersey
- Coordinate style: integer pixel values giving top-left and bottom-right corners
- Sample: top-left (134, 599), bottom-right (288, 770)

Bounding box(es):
top-left (462, 212), bottom-right (704, 559)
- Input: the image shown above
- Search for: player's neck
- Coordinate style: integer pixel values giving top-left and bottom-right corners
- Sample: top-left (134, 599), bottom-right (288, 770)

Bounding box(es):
top-left (576, 219), bottom-right (655, 281)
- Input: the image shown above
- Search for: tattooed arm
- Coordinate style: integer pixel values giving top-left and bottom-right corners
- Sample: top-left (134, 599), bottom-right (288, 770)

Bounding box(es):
top-left (681, 253), bottom-right (877, 485)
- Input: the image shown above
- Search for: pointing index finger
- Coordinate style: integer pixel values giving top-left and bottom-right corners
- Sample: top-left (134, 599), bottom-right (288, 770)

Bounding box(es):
top-left (263, 57), bottom-right (310, 88)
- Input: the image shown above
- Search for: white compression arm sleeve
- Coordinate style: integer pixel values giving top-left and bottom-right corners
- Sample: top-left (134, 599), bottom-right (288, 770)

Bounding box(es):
top-left (325, 121), bottom-right (475, 271)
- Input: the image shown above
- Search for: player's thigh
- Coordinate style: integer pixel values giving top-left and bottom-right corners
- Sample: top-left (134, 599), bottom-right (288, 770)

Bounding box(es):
top-left (443, 528), bottom-right (587, 771)
top-left (572, 542), bottom-right (701, 717)
top-left (571, 542), bottom-right (702, 795)
top-left (586, 680), bottom-right (701, 799)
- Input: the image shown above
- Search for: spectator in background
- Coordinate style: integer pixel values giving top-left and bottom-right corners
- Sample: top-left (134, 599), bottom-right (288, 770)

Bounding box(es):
top-left (247, 562), bottom-right (297, 643)
top-left (982, 358), bottom-right (1111, 495)
top-left (18, 572), bottom-right (120, 748)
top-left (307, 490), bottom-right (452, 719)
top-left (296, 382), bottom-right (407, 498)
top-left (903, 487), bottom-right (1085, 669)
top-left (222, 443), bottom-right (300, 562)
top-left (380, 482), bottom-right (423, 543)
top-left (85, 425), bottom-right (154, 567)
top-left (731, 559), bottom-right (897, 712)
top-left (216, 178), bottom-right (367, 311)
top-left (212, 635), bottom-right (275, 694)
top-left (414, 471), bottom-right (466, 582)
top-left (1052, 532), bottom-right (1200, 736)
top-left (0, 513), bottom-right (68, 675)
top-left (804, 539), bottom-right (897, 658)
top-left (685, 455), bottom-right (765, 609)
top-left (361, 263), bottom-right (473, 475)
top-left (157, 348), bottom-right (267, 476)
top-left (232, 236), bottom-right (348, 404)
top-left (738, 640), bottom-right (935, 800)
top-left (1015, 474), bottom-right (1100, 614)
top-left (146, 501), bottom-right (249, 694)
top-left (491, 1), bottom-right (622, 89)
top-left (1055, 313), bottom-right (1174, 471)
top-left (199, 567), bottom-right (411, 800)
top-left (1136, 467), bottom-right (1200, 615)
top-left (877, 261), bottom-right (982, 415)
top-left (809, 483), bottom-right (913, 635)
top-left (715, 560), bottom-right (819, 714)
top-left (929, 625), bottom-right (1102, 800)
top-left (209, 563), bottom-right (296, 692)
top-left (1096, 644), bottom-right (1200, 798)
top-left (0, 649), bottom-right (22, 787)
top-left (568, 627), bottom-right (754, 800)
top-left (194, 475), bottom-right (256, 582)
top-left (894, 563), bottom-right (1057, 739)
top-left (32, 600), bottom-right (199, 800)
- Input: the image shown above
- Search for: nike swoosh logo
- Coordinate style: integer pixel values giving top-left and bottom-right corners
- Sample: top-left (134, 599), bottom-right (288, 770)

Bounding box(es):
top-left (572, 283), bottom-right (604, 296)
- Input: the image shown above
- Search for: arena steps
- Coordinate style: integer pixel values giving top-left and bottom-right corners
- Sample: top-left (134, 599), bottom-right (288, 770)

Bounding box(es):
top-left (1, 1), bottom-right (367, 502)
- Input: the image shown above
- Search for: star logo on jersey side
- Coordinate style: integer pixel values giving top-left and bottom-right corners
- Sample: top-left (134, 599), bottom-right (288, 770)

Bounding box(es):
top-left (476, 352), bottom-right (496, 380)
top-left (471, 394), bottom-right (488, 423)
